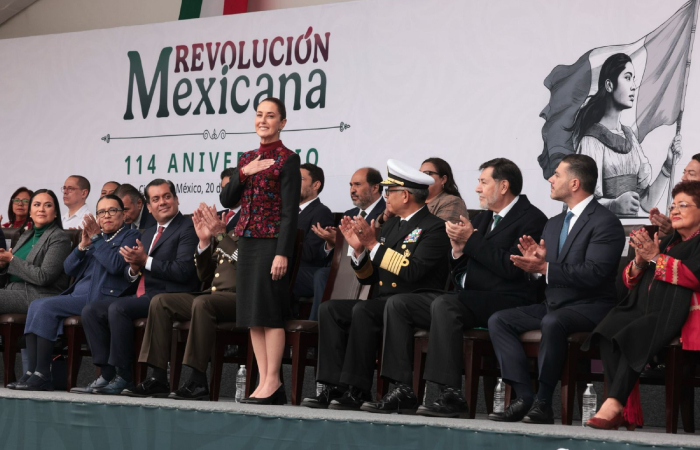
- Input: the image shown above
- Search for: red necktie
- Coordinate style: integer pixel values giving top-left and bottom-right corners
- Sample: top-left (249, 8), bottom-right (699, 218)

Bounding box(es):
top-left (225, 210), bottom-right (235, 223)
top-left (136, 226), bottom-right (164, 298)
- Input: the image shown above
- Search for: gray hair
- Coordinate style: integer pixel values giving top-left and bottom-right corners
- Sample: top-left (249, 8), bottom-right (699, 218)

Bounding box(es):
top-left (406, 188), bottom-right (429, 203)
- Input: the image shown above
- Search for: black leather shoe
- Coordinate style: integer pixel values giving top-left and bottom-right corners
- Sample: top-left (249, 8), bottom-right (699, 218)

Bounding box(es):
top-left (169, 381), bottom-right (209, 400)
top-left (361, 383), bottom-right (418, 414)
top-left (328, 386), bottom-right (371, 411)
top-left (8, 372), bottom-right (32, 390)
top-left (301, 384), bottom-right (343, 409)
top-left (488, 397), bottom-right (532, 422)
top-left (15, 372), bottom-right (54, 391)
top-left (247, 384), bottom-right (287, 405)
top-left (416, 386), bottom-right (469, 418)
top-left (521, 398), bottom-right (555, 424)
top-left (121, 377), bottom-right (170, 398)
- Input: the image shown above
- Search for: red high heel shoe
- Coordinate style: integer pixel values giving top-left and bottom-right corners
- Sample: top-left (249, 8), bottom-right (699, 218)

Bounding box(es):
top-left (585, 412), bottom-right (624, 430)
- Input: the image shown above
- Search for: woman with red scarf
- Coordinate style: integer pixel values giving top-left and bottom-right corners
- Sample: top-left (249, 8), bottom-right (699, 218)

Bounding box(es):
top-left (583, 180), bottom-right (700, 430)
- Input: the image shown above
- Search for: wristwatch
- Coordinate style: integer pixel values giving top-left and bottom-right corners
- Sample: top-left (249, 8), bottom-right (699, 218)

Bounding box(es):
top-left (216, 232), bottom-right (226, 242)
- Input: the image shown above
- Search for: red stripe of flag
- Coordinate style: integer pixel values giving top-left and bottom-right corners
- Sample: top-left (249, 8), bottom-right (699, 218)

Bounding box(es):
top-left (224, 0), bottom-right (248, 15)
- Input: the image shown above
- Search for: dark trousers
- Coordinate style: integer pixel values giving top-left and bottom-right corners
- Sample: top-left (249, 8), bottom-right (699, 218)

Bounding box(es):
top-left (599, 337), bottom-right (640, 405)
top-left (138, 291), bottom-right (237, 373)
top-left (310, 267), bottom-right (330, 321)
top-left (82, 295), bottom-right (151, 369)
top-left (316, 297), bottom-right (387, 392)
top-left (487, 303), bottom-right (596, 394)
top-left (382, 291), bottom-right (532, 388)
top-left (293, 266), bottom-right (325, 319)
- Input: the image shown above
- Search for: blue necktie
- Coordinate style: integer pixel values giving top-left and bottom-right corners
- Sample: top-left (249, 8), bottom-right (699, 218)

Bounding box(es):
top-left (558, 211), bottom-right (574, 254)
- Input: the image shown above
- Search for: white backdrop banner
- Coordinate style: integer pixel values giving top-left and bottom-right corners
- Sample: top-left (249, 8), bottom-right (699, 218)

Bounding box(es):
top-left (1, 0), bottom-right (698, 220)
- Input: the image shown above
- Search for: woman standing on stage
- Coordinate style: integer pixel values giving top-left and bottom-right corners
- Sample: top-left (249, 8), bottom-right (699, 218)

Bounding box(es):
top-left (220, 97), bottom-right (301, 405)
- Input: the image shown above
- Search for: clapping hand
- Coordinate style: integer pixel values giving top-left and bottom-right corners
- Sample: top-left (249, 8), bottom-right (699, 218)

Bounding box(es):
top-left (510, 235), bottom-right (547, 274)
top-left (0, 248), bottom-right (13, 267)
top-left (200, 203), bottom-right (226, 236)
top-left (629, 228), bottom-right (660, 263)
top-left (243, 155), bottom-right (275, 177)
top-left (120, 239), bottom-right (148, 273)
top-left (339, 216), bottom-right (363, 255)
top-left (445, 215), bottom-right (474, 258)
top-left (192, 205), bottom-right (213, 247)
top-left (649, 207), bottom-right (673, 236)
top-left (312, 222), bottom-right (337, 250)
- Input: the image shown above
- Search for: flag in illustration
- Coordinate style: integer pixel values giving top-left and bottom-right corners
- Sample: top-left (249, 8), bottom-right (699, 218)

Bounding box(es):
top-left (538, 0), bottom-right (698, 179)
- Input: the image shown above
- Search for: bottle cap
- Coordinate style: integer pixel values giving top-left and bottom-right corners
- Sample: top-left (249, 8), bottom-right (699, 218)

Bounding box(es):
top-left (587, 383), bottom-right (593, 386)
top-left (241, 365), bottom-right (245, 369)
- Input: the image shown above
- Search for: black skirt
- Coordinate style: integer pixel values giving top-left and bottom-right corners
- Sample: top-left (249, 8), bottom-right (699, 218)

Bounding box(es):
top-left (236, 236), bottom-right (291, 328)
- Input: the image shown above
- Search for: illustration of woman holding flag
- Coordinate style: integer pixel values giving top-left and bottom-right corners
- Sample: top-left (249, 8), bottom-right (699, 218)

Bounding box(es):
top-left (570, 53), bottom-right (682, 216)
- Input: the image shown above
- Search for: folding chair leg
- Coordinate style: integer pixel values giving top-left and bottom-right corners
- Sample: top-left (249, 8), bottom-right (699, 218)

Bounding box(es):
top-left (209, 332), bottom-right (226, 401)
top-left (288, 333), bottom-right (304, 405)
top-left (170, 329), bottom-right (186, 390)
top-left (413, 339), bottom-right (427, 402)
top-left (463, 340), bottom-right (480, 419)
top-left (65, 326), bottom-right (84, 391)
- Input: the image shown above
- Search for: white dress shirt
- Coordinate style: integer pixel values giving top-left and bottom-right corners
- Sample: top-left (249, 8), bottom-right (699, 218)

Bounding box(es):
top-left (62, 204), bottom-right (91, 229)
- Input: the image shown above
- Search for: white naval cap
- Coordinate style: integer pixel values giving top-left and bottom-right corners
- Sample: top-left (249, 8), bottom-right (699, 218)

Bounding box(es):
top-left (380, 159), bottom-right (435, 189)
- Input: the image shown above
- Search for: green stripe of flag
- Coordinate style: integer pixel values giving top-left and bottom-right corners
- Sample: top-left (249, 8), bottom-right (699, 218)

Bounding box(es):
top-left (179, 0), bottom-right (203, 20)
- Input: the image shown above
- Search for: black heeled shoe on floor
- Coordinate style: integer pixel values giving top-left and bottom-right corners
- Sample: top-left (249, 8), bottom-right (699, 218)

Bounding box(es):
top-left (246, 384), bottom-right (287, 405)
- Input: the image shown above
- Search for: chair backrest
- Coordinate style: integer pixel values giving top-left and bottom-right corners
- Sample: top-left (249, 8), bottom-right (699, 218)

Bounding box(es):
top-left (287, 229), bottom-right (306, 292)
top-left (65, 229), bottom-right (82, 249)
top-left (3, 227), bottom-right (21, 248)
top-left (332, 212), bottom-right (345, 227)
top-left (467, 209), bottom-right (482, 220)
top-left (321, 230), bottom-right (370, 301)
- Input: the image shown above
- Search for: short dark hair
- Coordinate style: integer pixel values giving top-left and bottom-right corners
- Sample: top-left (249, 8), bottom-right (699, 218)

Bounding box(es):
top-left (69, 175), bottom-right (91, 196)
top-left (561, 154), bottom-right (598, 194)
top-left (692, 153), bottom-right (700, 164)
top-left (479, 158), bottom-right (523, 196)
top-left (362, 167), bottom-right (383, 193)
top-left (145, 179), bottom-right (177, 202)
top-left (103, 181), bottom-right (120, 189)
top-left (672, 180), bottom-right (700, 207)
top-left (114, 184), bottom-right (145, 205)
top-left (96, 194), bottom-right (125, 211)
top-left (301, 163), bottom-right (325, 194)
top-left (220, 167), bottom-right (237, 180)
top-left (258, 97), bottom-right (287, 120)
top-left (7, 186), bottom-right (33, 226)
top-left (29, 189), bottom-right (63, 229)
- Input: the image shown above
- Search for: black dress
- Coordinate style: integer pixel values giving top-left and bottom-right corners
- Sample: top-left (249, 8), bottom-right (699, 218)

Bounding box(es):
top-left (220, 140), bottom-right (301, 328)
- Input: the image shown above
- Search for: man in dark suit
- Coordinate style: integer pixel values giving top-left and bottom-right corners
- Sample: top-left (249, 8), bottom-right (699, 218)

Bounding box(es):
top-left (292, 164), bottom-right (334, 314)
top-left (301, 159), bottom-right (450, 410)
top-left (79, 179), bottom-right (199, 395)
top-left (122, 203), bottom-right (238, 400)
top-left (114, 184), bottom-right (157, 230)
top-left (361, 158), bottom-right (548, 416)
top-left (305, 167), bottom-right (386, 320)
top-left (488, 154), bottom-right (625, 424)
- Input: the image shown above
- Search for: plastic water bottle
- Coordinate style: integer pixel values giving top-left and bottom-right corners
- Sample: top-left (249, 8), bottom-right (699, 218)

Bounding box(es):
top-left (582, 383), bottom-right (597, 426)
top-left (316, 382), bottom-right (324, 396)
top-left (235, 365), bottom-right (246, 403)
top-left (493, 378), bottom-right (505, 413)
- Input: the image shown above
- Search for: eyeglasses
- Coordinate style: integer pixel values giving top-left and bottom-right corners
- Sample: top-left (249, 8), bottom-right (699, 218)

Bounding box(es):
top-left (422, 170), bottom-right (439, 177)
top-left (95, 208), bottom-right (123, 218)
top-left (11, 198), bottom-right (29, 204)
top-left (61, 186), bottom-right (80, 193)
top-left (669, 203), bottom-right (697, 212)
top-left (384, 188), bottom-right (407, 197)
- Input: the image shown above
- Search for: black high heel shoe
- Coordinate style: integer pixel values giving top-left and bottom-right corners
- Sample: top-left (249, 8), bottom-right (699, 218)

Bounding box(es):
top-left (8, 372), bottom-right (32, 390)
top-left (248, 384), bottom-right (287, 405)
top-left (15, 372), bottom-right (54, 392)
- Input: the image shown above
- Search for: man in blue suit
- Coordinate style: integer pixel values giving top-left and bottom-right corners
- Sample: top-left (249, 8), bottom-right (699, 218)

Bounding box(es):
top-left (79, 179), bottom-right (199, 395)
top-left (488, 154), bottom-right (625, 424)
top-left (305, 167), bottom-right (386, 320)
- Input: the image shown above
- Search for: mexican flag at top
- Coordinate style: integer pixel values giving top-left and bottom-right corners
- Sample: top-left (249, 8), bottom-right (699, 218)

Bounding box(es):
top-left (179, 0), bottom-right (248, 19)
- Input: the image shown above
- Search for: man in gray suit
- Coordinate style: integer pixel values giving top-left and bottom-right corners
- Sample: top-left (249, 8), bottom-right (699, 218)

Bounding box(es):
top-left (487, 154), bottom-right (625, 424)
